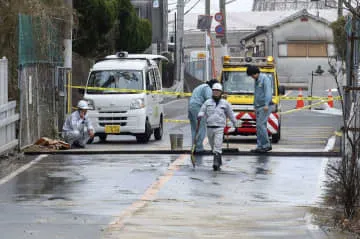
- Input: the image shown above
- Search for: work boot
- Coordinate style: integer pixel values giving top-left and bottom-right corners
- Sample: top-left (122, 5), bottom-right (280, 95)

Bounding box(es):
top-left (87, 137), bottom-right (94, 144)
top-left (71, 141), bottom-right (85, 149)
top-left (213, 153), bottom-right (222, 171)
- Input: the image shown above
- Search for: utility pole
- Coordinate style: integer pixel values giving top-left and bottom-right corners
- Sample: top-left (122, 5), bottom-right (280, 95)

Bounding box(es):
top-left (205, 0), bottom-right (210, 82)
top-left (152, 0), bottom-right (161, 54)
top-left (152, 0), bottom-right (168, 54)
top-left (345, 16), bottom-right (356, 120)
top-left (219, 0), bottom-right (228, 56)
top-left (162, 0), bottom-right (168, 53)
top-left (175, 0), bottom-right (184, 92)
top-left (338, 0), bottom-right (343, 18)
top-left (63, 0), bottom-right (72, 69)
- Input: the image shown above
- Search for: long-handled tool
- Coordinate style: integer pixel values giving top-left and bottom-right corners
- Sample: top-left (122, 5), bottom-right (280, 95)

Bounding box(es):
top-left (190, 118), bottom-right (201, 168)
top-left (223, 126), bottom-right (239, 153)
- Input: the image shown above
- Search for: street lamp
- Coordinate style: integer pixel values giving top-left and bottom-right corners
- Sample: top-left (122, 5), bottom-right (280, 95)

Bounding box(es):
top-left (309, 65), bottom-right (324, 109)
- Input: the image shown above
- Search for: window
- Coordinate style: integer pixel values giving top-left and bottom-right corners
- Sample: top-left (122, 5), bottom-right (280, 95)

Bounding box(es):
top-left (146, 70), bottom-right (155, 91)
top-left (287, 43), bottom-right (307, 57)
top-left (246, 47), bottom-right (254, 57)
top-left (308, 43), bottom-right (327, 57)
top-left (86, 70), bottom-right (143, 94)
top-left (222, 71), bottom-right (275, 95)
top-left (153, 68), bottom-right (162, 90)
top-left (278, 42), bottom-right (329, 57)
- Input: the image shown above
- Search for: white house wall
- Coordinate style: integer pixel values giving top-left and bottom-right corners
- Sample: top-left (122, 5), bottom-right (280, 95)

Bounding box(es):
top-left (272, 17), bottom-right (334, 83)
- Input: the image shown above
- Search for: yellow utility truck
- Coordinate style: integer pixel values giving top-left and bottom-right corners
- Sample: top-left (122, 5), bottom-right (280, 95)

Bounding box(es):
top-left (220, 56), bottom-right (285, 143)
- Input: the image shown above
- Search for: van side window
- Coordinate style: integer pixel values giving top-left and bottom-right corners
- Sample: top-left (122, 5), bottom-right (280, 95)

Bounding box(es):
top-left (146, 70), bottom-right (155, 91)
top-left (154, 68), bottom-right (161, 90)
top-left (150, 69), bottom-right (158, 90)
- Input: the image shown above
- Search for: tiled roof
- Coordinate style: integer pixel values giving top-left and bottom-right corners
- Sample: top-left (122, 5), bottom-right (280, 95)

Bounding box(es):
top-left (168, 9), bottom-right (339, 31)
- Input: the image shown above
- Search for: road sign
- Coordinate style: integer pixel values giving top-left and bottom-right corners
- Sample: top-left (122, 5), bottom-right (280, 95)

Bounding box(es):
top-left (214, 12), bottom-right (223, 23)
top-left (215, 24), bottom-right (225, 37)
top-left (197, 15), bottom-right (212, 31)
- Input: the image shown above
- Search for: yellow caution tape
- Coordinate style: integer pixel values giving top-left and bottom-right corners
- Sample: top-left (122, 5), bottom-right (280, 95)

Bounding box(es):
top-left (69, 85), bottom-right (192, 97)
top-left (334, 131), bottom-right (343, 137)
top-left (164, 119), bottom-right (190, 123)
top-left (164, 100), bottom-right (331, 124)
top-left (279, 100), bottom-right (327, 115)
top-left (68, 85), bottom-right (342, 101)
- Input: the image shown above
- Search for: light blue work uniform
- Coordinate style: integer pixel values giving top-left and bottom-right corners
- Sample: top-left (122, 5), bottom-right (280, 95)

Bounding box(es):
top-left (198, 98), bottom-right (236, 154)
top-left (188, 84), bottom-right (212, 152)
top-left (62, 111), bottom-right (95, 147)
top-left (254, 73), bottom-right (273, 149)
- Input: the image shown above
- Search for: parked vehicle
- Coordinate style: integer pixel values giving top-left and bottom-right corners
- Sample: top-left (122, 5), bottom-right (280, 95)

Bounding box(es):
top-left (83, 52), bottom-right (168, 143)
top-left (220, 56), bottom-right (285, 143)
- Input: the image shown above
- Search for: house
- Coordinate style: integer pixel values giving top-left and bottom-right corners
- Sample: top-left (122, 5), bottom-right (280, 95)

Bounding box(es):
top-left (131, 0), bottom-right (152, 20)
top-left (240, 9), bottom-right (337, 83)
top-left (168, 9), bottom-right (337, 81)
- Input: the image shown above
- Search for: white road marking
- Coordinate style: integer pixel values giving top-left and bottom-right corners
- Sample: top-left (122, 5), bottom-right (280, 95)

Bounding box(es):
top-left (0, 154), bottom-right (48, 186)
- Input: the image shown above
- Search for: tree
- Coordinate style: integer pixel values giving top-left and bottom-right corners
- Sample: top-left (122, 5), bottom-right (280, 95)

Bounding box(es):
top-left (73, 0), bottom-right (152, 57)
top-left (330, 17), bottom-right (346, 60)
top-left (73, 0), bottom-right (113, 56)
top-left (113, 0), bottom-right (152, 53)
top-left (326, 6), bottom-right (360, 221)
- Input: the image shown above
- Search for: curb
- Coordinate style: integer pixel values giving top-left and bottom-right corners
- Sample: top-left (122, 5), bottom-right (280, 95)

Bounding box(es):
top-left (23, 149), bottom-right (341, 157)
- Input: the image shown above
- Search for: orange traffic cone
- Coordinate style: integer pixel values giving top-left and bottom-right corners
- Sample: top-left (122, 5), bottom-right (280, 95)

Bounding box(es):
top-left (296, 88), bottom-right (305, 109)
top-left (327, 89), bottom-right (334, 108)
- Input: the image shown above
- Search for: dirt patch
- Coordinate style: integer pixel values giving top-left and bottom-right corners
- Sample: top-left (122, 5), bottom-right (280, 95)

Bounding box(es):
top-left (310, 206), bottom-right (360, 238)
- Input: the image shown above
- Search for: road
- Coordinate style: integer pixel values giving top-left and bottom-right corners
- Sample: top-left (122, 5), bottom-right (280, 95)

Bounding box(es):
top-left (0, 92), bottom-right (351, 239)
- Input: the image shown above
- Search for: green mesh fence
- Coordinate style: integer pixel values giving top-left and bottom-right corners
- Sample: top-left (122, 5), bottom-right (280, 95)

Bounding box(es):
top-left (18, 14), bottom-right (64, 66)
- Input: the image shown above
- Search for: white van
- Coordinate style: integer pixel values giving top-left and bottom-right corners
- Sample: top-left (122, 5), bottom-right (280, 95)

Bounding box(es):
top-left (83, 52), bottom-right (168, 143)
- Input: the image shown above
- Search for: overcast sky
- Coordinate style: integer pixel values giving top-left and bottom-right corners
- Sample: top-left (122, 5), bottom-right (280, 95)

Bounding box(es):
top-left (168, 0), bottom-right (253, 14)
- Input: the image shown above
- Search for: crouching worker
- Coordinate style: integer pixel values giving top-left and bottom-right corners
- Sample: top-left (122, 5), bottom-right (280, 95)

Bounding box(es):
top-left (62, 100), bottom-right (95, 148)
top-left (198, 83), bottom-right (237, 171)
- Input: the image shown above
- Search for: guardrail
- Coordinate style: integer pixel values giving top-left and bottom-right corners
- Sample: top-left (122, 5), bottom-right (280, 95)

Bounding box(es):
top-left (0, 57), bottom-right (19, 155)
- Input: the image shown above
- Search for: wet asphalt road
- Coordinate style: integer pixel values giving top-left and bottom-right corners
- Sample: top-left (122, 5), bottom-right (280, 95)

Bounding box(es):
top-left (0, 91), bottom-right (348, 238)
top-left (0, 154), bottom-right (346, 238)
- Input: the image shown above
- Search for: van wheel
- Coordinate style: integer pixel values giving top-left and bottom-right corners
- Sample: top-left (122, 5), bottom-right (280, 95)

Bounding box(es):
top-left (154, 116), bottom-right (163, 140)
top-left (271, 124), bottom-right (281, 144)
top-left (136, 119), bottom-right (152, 143)
top-left (99, 134), bottom-right (107, 142)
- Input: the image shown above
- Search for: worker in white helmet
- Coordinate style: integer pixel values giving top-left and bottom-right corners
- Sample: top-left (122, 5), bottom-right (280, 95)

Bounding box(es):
top-left (198, 83), bottom-right (237, 171)
top-left (62, 100), bottom-right (95, 148)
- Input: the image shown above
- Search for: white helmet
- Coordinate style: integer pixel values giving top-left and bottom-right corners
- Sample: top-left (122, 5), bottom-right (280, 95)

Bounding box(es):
top-left (212, 83), bottom-right (223, 91)
top-left (77, 100), bottom-right (90, 110)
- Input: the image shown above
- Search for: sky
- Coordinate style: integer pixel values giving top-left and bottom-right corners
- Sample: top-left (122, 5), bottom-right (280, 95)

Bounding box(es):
top-left (167, 0), bottom-right (254, 14)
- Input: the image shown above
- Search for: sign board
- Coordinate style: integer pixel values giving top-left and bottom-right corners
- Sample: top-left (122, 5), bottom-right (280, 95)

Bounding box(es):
top-left (215, 24), bottom-right (225, 37)
top-left (197, 15), bottom-right (213, 31)
top-left (153, 0), bottom-right (159, 8)
top-left (190, 51), bottom-right (207, 62)
top-left (214, 12), bottom-right (223, 23)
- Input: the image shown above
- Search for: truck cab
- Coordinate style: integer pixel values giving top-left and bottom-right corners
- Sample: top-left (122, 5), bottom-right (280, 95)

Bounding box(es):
top-left (220, 56), bottom-right (285, 143)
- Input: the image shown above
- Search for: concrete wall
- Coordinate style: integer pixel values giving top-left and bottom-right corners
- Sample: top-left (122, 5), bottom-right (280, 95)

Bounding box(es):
top-left (272, 17), bottom-right (334, 83)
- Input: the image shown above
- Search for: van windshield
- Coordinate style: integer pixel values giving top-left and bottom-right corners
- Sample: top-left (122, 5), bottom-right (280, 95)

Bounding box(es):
top-left (86, 70), bottom-right (143, 94)
top-left (222, 71), bottom-right (275, 95)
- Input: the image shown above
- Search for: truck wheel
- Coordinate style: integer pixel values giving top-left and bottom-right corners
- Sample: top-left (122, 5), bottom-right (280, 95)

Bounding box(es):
top-left (154, 116), bottom-right (163, 140)
top-left (136, 119), bottom-right (152, 143)
top-left (271, 125), bottom-right (281, 144)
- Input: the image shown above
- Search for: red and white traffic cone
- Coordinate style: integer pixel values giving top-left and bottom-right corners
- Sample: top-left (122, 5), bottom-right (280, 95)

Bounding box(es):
top-left (327, 89), bottom-right (334, 108)
top-left (296, 88), bottom-right (305, 109)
